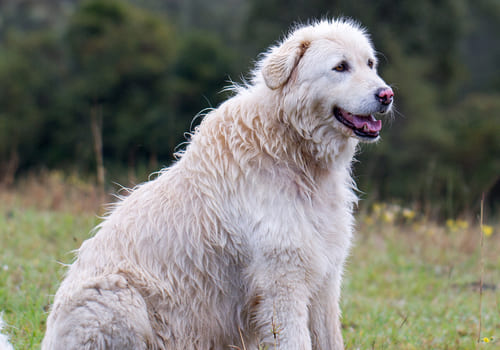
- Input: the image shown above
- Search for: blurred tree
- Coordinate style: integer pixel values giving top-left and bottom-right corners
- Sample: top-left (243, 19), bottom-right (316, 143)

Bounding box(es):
top-left (446, 94), bottom-right (500, 214)
top-left (0, 31), bottom-right (63, 185)
top-left (0, 0), bottom-right (80, 41)
top-left (460, 0), bottom-right (500, 93)
top-left (64, 0), bottom-right (177, 182)
top-left (170, 31), bottom-right (236, 128)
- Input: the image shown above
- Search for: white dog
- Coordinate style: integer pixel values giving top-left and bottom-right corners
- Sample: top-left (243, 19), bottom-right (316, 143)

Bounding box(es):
top-left (43, 19), bottom-right (393, 350)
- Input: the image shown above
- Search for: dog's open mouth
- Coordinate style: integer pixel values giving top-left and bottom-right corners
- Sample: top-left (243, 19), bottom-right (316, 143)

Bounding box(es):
top-left (333, 107), bottom-right (382, 139)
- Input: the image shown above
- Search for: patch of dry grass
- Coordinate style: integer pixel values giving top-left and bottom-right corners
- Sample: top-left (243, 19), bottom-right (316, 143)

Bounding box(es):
top-left (0, 170), bottom-right (108, 214)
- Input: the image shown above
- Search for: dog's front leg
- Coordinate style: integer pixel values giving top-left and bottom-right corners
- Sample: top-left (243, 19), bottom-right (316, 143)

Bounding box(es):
top-left (309, 273), bottom-right (344, 350)
top-left (248, 258), bottom-right (313, 350)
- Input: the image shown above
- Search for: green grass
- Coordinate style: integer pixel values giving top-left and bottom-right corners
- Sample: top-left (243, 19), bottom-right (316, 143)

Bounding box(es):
top-left (342, 211), bottom-right (500, 349)
top-left (0, 207), bottom-right (100, 349)
top-left (0, 202), bottom-right (498, 349)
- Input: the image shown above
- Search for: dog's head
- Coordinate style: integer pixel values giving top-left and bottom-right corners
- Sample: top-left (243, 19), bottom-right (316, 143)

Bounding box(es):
top-left (258, 19), bottom-right (393, 145)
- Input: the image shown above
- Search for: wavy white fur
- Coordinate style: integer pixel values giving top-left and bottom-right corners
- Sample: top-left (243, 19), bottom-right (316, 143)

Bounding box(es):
top-left (43, 18), bottom-right (392, 350)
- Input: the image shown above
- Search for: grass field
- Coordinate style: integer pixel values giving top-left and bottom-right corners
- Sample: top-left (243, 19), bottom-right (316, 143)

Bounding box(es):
top-left (342, 206), bottom-right (499, 349)
top-left (0, 175), bottom-right (499, 349)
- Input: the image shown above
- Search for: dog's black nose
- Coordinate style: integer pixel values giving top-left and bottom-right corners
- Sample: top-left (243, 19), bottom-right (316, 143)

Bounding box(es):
top-left (375, 87), bottom-right (394, 105)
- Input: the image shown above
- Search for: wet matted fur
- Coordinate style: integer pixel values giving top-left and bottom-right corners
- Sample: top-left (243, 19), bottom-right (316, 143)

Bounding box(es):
top-left (43, 19), bottom-right (393, 350)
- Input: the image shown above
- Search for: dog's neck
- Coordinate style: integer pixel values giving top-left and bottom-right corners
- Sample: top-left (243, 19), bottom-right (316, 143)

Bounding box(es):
top-left (201, 87), bottom-right (359, 196)
top-left (248, 87), bottom-right (359, 171)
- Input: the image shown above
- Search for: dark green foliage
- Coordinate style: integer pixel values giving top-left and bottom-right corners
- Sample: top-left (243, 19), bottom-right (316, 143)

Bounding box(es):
top-left (0, 31), bottom-right (65, 174)
top-left (171, 31), bottom-right (235, 124)
top-left (65, 0), bottom-right (177, 168)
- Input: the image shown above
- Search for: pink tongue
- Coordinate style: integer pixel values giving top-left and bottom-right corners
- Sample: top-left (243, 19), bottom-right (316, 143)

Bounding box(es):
top-left (350, 114), bottom-right (382, 132)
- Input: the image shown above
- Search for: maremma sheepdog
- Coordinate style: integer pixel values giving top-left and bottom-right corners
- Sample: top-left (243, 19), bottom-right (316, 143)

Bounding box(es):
top-left (42, 18), bottom-right (393, 350)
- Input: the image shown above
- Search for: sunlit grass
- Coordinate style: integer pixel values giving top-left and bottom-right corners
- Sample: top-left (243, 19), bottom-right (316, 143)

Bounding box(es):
top-left (0, 184), bottom-right (498, 349)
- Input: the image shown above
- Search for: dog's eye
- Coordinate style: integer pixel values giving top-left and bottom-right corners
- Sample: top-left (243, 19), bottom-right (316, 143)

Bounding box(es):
top-left (368, 59), bottom-right (374, 69)
top-left (333, 62), bottom-right (348, 72)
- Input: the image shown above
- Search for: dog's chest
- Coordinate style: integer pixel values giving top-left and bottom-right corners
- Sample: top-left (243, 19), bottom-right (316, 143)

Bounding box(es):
top-left (238, 168), bottom-right (355, 279)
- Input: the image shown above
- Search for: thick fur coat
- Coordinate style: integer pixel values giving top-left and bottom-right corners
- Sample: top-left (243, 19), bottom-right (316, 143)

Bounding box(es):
top-left (42, 19), bottom-right (393, 350)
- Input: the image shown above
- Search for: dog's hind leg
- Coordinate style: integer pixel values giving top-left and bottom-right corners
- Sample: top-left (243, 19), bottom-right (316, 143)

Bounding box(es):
top-left (42, 274), bottom-right (156, 350)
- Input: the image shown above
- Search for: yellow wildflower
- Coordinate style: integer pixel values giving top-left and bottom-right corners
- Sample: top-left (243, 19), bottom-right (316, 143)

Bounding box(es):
top-left (446, 219), bottom-right (456, 232)
top-left (372, 203), bottom-right (383, 215)
top-left (483, 337), bottom-right (490, 343)
top-left (402, 208), bottom-right (416, 220)
top-left (446, 219), bottom-right (469, 232)
top-left (382, 211), bottom-right (395, 224)
top-left (482, 225), bottom-right (493, 237)
top-left (456, 219), bottom-right (469, 230)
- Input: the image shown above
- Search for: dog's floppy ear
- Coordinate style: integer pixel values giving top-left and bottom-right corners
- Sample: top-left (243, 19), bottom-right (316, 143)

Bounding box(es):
top-left (261, 38), bottom-right (310, 90)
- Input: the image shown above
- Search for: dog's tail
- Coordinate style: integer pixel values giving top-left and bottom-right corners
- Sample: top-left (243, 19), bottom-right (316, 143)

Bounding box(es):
top-left (0, 313), bottom-right (14, 350)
